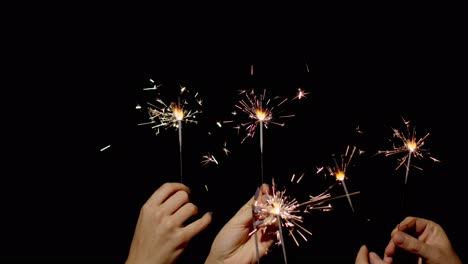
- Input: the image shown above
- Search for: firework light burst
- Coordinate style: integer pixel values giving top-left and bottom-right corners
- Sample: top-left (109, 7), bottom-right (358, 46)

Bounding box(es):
top-left (376, 117), bottom-right (440, 185)
top-left (138, 81), bottom-right (203, 183)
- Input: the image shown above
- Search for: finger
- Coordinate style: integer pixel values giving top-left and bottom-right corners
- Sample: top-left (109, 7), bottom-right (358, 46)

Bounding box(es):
top-left (369, 252), bottom-right (388, 264)
top-left (230, 196), bottom-right (256, 227)
top-left (258, 232), bottom-right (275, 258)
top-left (383, 239), bottom-right (397, 260)
top-left (354, 244), bottom-right (369, 264)
top-left (173, 202), bottom-right (199, 225)
top-left (392, 231), bottom-right (433, 260)
top-left (260, 183), bottom-right (271, 195)
top-left (225, 185), bottom-right (270, 229)
top-left (161, 190), bottom-right (190, 215)
top-left (183, 211), bottom-right (213, 240)
top-left (147, 182), bottom-right (190, 206)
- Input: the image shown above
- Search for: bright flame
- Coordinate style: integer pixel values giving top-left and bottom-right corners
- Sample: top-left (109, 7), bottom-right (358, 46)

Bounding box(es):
top-left (335, 171), bottom-right (345, 181)
top-left (406, 140), bottom-right (417, 152)
top-left (173, 105), bottom-right (184, 121)
top-left (256, 109), bottom-right (267, 121)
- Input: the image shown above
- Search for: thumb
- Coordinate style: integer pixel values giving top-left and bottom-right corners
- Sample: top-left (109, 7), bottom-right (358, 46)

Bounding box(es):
top-left (392, 231), bottom-right (432, 259)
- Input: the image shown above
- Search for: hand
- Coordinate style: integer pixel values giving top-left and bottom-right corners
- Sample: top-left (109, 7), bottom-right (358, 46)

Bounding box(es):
top-left (204, 184), bottom-right (276, 264)
top-left (383, 216), bottom-right (462, 264)
top-left (126, 182), bottom-right (213, 264)
top-left (355, 216), bottom-right (462, 264)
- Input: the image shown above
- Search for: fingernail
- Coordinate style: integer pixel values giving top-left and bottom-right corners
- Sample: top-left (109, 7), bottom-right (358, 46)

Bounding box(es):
top-left (208, 211), bottom-right (213, 217)
top-left (254, 220), bottom-right (264, 227)
top-left (254, 187), bottom-right (260, 200)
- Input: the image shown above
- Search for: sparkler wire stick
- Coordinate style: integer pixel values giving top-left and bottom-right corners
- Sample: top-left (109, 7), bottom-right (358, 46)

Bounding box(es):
top-left (341, 180), bottom-right (354, 212)
top-left (252, 187), bottom-right (261, 264)
top-left (260, 120), bottom-right (264, 184)
top-left (404, 153), bottom-right (411, 185)
top-left (400, 153), bottom-right (412, 213)
top-left (277, 215), bottom-right (288, 264)
top-left (177, 119), bottom-right (183, 183)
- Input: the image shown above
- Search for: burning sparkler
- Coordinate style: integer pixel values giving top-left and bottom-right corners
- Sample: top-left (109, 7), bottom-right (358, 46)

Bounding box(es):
top-left (376, 117), bottom-right (439, 185)
top-left (138, 82), bottom-right (203, 183)
top-left (251, 178), bottom-right (307, 264)
top-left (320, 145), bottom-right (359, 213)
top-left (223, 88), bottom-right (295, 184)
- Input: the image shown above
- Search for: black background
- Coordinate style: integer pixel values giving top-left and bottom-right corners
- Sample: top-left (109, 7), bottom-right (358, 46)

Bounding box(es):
top-left (3, 5), bottom-right (466, 264)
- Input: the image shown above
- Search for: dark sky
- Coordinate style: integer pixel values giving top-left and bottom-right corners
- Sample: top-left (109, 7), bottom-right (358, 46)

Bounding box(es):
top-left (3, 8), bottom-right (466, 263)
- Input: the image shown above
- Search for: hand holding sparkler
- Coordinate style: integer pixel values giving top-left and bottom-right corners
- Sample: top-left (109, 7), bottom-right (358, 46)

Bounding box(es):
top-left (205, 184), bottom-right (276, 264)
top-left (355, 216), bottom-right (462, 264)
top-left (126, 182), bottom-right (213, 264)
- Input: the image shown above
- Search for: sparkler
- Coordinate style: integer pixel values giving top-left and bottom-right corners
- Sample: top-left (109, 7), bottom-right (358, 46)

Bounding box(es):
top-left (252, 178), bottom-right (307, 264)
top-left (223, 88), bottom-right (295, 184)
top-left (376, 117), bottom-right (439, 185)
top-left (138, 82), bottom-right (202, 183)
top-left (320, 145), bottom-right (358, 213)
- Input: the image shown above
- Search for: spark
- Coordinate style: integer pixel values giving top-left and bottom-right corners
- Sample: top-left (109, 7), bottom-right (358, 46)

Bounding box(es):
top-left (200, 153), bottom-right (218, 167)
top-left (143, 80), bottom-right (162, 91)
top-left (292, 88), bottom-right (310, 100)
top-left (290, 173), bottom-right (305, 184)
top-left (356, 125), bottom-right (364, 134)
top-left (300, 189), bottom-right (361, 212)
top-left (321, 145), bottom-right (358, 212)
top-left (222, 141), bottom-right (230, 156)
top-left (299, 183), bottom-right (336, 213)
top-left (376, 117), bottom-right (438, 184)
top-left (316, 166), bottom-right (324, 174)
top-left (100, 145), bottom-right (111, 152)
